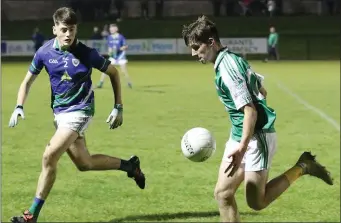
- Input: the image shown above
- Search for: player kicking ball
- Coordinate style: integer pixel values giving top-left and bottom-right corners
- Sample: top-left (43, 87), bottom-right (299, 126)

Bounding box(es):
top-left (8, 7), bottom-right (145, 223)
top-left (97, 24), bottom-right (132, 89)
top-left (182, 16), bottom-right (333, 222)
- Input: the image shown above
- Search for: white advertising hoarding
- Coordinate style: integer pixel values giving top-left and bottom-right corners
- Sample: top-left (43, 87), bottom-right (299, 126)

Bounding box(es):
top-left (1, 38), bottom-right (267, 56)
top-left (176, 38), bottom-right (267, 55)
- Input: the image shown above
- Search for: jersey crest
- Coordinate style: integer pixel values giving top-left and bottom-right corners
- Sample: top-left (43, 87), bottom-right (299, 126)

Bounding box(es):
top-left (72, 58), bottom-right (80, 67)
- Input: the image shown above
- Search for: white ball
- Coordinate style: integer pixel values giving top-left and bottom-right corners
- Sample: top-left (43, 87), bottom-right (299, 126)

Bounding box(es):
top-left (181, 127), bottom-right (216, 162)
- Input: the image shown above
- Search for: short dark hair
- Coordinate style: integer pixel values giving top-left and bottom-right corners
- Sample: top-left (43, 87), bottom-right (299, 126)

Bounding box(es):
top-left (53, 7), bottom-right (77, 25)
top-left (182, 15), bottom-right (220, 46)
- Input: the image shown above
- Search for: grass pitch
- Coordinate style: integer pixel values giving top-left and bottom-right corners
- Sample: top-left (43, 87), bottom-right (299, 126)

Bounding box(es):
top-left (2, 60), bottom-right (340, 222)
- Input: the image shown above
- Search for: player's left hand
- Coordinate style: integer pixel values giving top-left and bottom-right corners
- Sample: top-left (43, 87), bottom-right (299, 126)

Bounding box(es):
top-left (106, 104), bottom-right (123, 129)
top-left (224, 143), bottom-right (247, 177)
top-left (8, 105), bottom-right (25, 128)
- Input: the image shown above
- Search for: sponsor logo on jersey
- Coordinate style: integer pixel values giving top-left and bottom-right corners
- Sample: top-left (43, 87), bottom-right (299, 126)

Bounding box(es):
top-left (49, 59), bottom-right (58, 64)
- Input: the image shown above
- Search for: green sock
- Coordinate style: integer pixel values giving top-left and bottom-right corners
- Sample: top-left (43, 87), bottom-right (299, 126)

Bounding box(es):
top-left (28, 197), bottom-right (45, 218)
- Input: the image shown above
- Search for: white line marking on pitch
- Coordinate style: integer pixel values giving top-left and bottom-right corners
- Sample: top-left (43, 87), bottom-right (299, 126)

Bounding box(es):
top-left (276, 82), bottom-right (340, 132)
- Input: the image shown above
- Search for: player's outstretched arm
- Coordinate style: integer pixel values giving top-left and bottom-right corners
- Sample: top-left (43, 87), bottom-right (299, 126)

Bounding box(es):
top-left (105, 64), bottom-right (122, 105)
top-left (225, 103), bottom-right (258, 177)
top-left (8, 71), bottom-right (38, 127)
top-left (120, 35), bottom-right (128, 51)
top-left (104, 64), bottom-right (123, 129)
top-left (16, 71), bottom-right (38, 106)
top-left (120, 45), bottom-right (128, 51)
top-left (90, 47), bottom-right (123, 129)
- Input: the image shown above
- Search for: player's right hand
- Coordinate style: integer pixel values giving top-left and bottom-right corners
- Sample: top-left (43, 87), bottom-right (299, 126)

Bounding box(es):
top-left (8, 105), bottom-right (25, 127)
top-left (224, 143), bottom-right (247, 177)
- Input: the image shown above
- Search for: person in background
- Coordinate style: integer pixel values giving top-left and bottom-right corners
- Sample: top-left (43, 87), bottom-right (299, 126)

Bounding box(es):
top-left (101, 24), bottom-right (109, 39)
top-left (265, 26), bottom-right (279, 62)
top-left (97, 24), bottom-right (132, 89)
top-left (32, 27), bottom-right (45, 52)
top-left (91, 26), bottom-right (102, 40)
top-left (267, 0), bottom-right (276, 17)
top-left (238, 0), bottom-right (251, 16)
top-left (140, 0), bottom-right (149, 19)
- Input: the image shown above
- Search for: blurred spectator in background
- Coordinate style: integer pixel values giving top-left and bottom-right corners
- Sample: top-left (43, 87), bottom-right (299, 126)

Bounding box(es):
top-left (97, 24), bottom-right (132, 89)
top-left (155, 0), bottom-right (164, 18)
top-left (267, 0), bottom-right (276, 17)
top-left (32, 27), bottom-right (45, 52)
top-left (101, 24), bottom-right (110, 39)
top-left (238, 0), bottom-right (252, 16)
top-left (265, 26), bottom-right (279, 62)
top-left (91, 26), bottom-right (103, 40)
top-left (115, 0), bottom-right (124, 21)
top-left (141, 0), bottom-right (149, 19)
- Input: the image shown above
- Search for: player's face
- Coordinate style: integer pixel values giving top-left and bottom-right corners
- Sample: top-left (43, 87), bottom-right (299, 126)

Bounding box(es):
top-left (110, 26), bottom-right (118, 34)
top-left (190, 41), bottom-right (216, 64)
top-left (53, 23), bottom-right (77, 48)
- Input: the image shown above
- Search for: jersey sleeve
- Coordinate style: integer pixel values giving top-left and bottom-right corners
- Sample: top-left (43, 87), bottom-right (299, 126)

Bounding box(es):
top-left (219, 57), bottom-right (252, 110)
top-left (28, 50), bottom-right (44, 75)
top-left (120, 35), bottom-right (127, 46)
top-left (106, 36), bottom-right (111, 48)
top-left (89, 48), bottom-right (110, 72)
top-left (255, 72), bottom-right (265, 87)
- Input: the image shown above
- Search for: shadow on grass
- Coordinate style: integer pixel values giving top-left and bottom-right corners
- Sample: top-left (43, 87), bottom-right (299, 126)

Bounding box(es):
top-left (134, 84), bottom-right (172, 94)
top-left (138, 89), bottom-right (166, 94)
top-left (109, 210), bottom-right (258, 222)
top-left (139, 84), bottom-right (172, 89)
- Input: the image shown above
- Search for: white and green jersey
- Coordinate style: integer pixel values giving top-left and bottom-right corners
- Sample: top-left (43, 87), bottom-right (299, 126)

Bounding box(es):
top-left (214, 48), bottom-right (276, 142)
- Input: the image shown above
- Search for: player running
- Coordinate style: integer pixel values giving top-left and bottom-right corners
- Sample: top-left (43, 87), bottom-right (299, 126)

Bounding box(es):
top-left (97, 23), bottom-right (132, 89)
top-left (8, 7), bottom-right (145, 223)
top-left (182, 15), bottom-right (333, 222)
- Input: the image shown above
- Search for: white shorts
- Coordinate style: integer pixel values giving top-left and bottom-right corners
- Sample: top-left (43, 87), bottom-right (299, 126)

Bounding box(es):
top-left (53, 111), bottom-right (92, 137)
top-left (109, 57), bottom-right (128, 65)
top-left (223, 132), bottom-right (277, 172)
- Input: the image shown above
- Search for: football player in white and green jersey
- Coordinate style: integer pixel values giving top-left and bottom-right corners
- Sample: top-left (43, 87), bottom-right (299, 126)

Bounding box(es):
top-left (182, 15), bottom-right (333, 223)
top-left (214, 52), bottom-right (276, 144)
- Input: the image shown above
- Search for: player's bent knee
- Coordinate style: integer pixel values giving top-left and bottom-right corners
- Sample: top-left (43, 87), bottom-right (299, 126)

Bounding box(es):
top-left (245, 182), bottom-right (266, 211)
top-left (76, 163), bottom-right (92, 172)
top-left (43, 142), bottom-right (67, 168)
top-left (247, 200), bottom-right (265, 211)
top-left (214, 188), bottom-right (235, 205)
top-left (42, 149), bottom-right (58, 168)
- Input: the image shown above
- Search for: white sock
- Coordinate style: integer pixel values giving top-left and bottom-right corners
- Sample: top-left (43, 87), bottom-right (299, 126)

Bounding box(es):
top-left (99, 73), bottom-right (106, 83)
top-left (120, 64), bottom-right (131, 83)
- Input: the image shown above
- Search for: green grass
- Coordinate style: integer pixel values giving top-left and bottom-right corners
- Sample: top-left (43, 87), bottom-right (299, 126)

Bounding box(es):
top-left (2, 60), bottom-right (340, 222)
